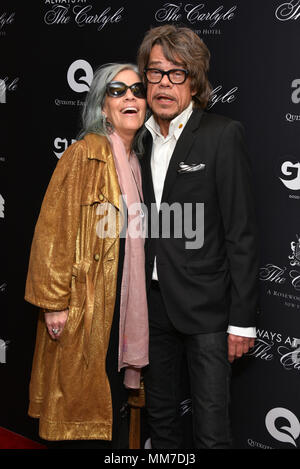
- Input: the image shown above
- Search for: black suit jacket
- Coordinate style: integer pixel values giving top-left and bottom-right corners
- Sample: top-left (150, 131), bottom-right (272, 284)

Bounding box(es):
top-left (140, 108), bottom-right (259, 334)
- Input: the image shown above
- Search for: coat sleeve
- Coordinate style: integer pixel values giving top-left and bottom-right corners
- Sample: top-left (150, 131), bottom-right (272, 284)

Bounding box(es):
top-left (25, 140), bottom-right (87, 310)
top-left (215, 120), bottom-right (260, 327)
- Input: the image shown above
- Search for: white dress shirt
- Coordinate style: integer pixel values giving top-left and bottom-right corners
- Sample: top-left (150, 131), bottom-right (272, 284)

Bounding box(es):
top-left (145, 102), bottom-right (256, 338)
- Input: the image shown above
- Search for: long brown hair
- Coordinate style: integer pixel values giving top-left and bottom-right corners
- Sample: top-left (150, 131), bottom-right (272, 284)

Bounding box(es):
top-left (137, 25), bottom-right (212, 109)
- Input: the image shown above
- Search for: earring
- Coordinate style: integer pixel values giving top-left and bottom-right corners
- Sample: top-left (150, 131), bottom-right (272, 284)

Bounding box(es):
top-left (104, 115), bottom-right (114, 134)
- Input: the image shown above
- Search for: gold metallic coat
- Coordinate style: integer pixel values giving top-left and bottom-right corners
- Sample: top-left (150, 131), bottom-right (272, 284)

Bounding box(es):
top-left (25, 134), bottom-right (123, 441)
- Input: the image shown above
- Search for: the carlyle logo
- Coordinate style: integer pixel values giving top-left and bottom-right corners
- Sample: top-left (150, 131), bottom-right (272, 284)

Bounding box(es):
top-left (207, 85), bottom-right (238, 109)
top-left (259, 235), bottom-right (300, 311)
top-left (0, 12), bottom-right (15, 36)
top-left (275, 1), bottom-right (300, 21)
top-left (0, 194), bottom-right (4, 218)
top-left (247, 328), bottom-right (300, 371)
top-left (44, 1), bottom-right (124, 31)
top-left (260, 256), bottom-right (300, 290)
top-left (155, 3), bottom-right (237, 28)
top-left (266, 408), bottom-right (300, 448)
top-left (0, 77), bottom-right (19, 104)
top-left (53, 137), bottom-right (77, 159)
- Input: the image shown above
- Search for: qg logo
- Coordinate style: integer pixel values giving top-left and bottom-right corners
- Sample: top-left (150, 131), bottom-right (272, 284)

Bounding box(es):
top-left (279, 160), bottom-right (300, 191)
top-left (67, 59), bottom-right (93, 93)
top-left (54, 137), bottom-right (77, 159)
top-left (266, 408), bottom-right (300, 447)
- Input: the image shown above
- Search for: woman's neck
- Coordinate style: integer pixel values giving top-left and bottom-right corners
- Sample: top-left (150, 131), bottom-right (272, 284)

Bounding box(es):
top-left (116, 130), bottom-right (134, 158)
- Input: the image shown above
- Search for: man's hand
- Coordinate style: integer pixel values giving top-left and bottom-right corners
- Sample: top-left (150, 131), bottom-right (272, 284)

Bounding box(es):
top-left (228, 334), bottom-right (255, 363)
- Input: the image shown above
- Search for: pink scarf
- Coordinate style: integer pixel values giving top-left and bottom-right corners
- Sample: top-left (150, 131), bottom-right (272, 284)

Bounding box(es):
top-left (109, 132), bottom-right (149, 389)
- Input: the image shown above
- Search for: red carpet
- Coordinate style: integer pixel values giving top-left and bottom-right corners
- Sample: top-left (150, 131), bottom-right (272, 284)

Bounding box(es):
top-left (0, 427), bottom-right (47, 449)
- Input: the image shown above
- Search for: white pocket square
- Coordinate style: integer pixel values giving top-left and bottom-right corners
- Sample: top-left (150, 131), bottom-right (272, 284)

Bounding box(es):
top-left (177, 162), bottom-right (206, 174)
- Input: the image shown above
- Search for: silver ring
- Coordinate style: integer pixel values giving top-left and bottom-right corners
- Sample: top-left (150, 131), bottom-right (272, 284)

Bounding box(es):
top-left (52, 328), bottom-right (60, 335)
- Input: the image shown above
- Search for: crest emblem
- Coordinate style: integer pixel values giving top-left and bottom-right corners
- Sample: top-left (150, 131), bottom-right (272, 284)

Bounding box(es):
top-left (289, 235), bottom-right (300, 267)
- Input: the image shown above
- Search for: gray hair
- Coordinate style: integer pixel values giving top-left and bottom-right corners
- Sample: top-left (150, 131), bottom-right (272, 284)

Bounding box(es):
top-left (77, 62), bottom-right (148, 155)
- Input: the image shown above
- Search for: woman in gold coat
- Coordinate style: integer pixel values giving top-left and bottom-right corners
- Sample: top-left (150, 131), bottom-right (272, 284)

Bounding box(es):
top-left (25, 63), bottom-right (148, 449)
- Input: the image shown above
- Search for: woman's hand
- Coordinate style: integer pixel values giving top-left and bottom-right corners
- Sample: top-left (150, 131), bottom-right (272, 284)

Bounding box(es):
top-left (44, 309), bottom-right (69, 340)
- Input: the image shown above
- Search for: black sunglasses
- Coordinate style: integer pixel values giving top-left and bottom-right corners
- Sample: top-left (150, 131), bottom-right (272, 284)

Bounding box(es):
top-left (106, 81), bottom-right (146, 99)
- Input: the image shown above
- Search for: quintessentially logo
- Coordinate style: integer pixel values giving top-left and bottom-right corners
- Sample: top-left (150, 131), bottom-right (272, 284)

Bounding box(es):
top-left (275, 1), bottom-right (300, 21)
top-left (67, 59), bottom-right (93, 93)
top-left (53, 137), bottom-right (77, 159)
top-left (279, 160), bottom-right (300, 191)
top-left (266, 408), bottom-right (300, 447)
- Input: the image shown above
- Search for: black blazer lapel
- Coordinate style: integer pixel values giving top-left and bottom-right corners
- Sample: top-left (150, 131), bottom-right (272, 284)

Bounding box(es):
top-left (140, 130), bottom-right (156, 209)
top-left (161, 108), bottom-right (204, 204)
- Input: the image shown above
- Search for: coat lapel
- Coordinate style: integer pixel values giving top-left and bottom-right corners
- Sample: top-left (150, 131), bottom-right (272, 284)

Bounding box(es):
top-left (141, 131), bottom-right (156, 209)
top-left (85, 134), bottom-right (122, 259)
top-left (161, 108), bottom-right (204, 204)
top-left (86, 133), bottom-right (121, 212)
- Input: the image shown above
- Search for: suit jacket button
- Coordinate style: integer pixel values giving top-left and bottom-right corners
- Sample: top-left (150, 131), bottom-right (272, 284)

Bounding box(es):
top-left (94, 254), bottom-right (100, 261)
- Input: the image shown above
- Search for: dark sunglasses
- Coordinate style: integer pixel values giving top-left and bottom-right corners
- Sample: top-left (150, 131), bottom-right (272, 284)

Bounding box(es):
top-left (106, 81), bottom-right (146, 99)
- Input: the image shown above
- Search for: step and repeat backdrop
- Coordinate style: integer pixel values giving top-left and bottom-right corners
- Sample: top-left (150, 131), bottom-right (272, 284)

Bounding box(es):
top-left (1, 0), bottom-right (300, 449)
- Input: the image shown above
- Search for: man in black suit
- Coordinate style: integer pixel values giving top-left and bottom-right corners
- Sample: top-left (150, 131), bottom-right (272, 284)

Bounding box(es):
top-left (137, 25), bottom-right (259, 449)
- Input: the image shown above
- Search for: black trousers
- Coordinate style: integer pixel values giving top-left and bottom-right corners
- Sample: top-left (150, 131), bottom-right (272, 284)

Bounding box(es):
top-left (144, 281), bottom-right (232, 449)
